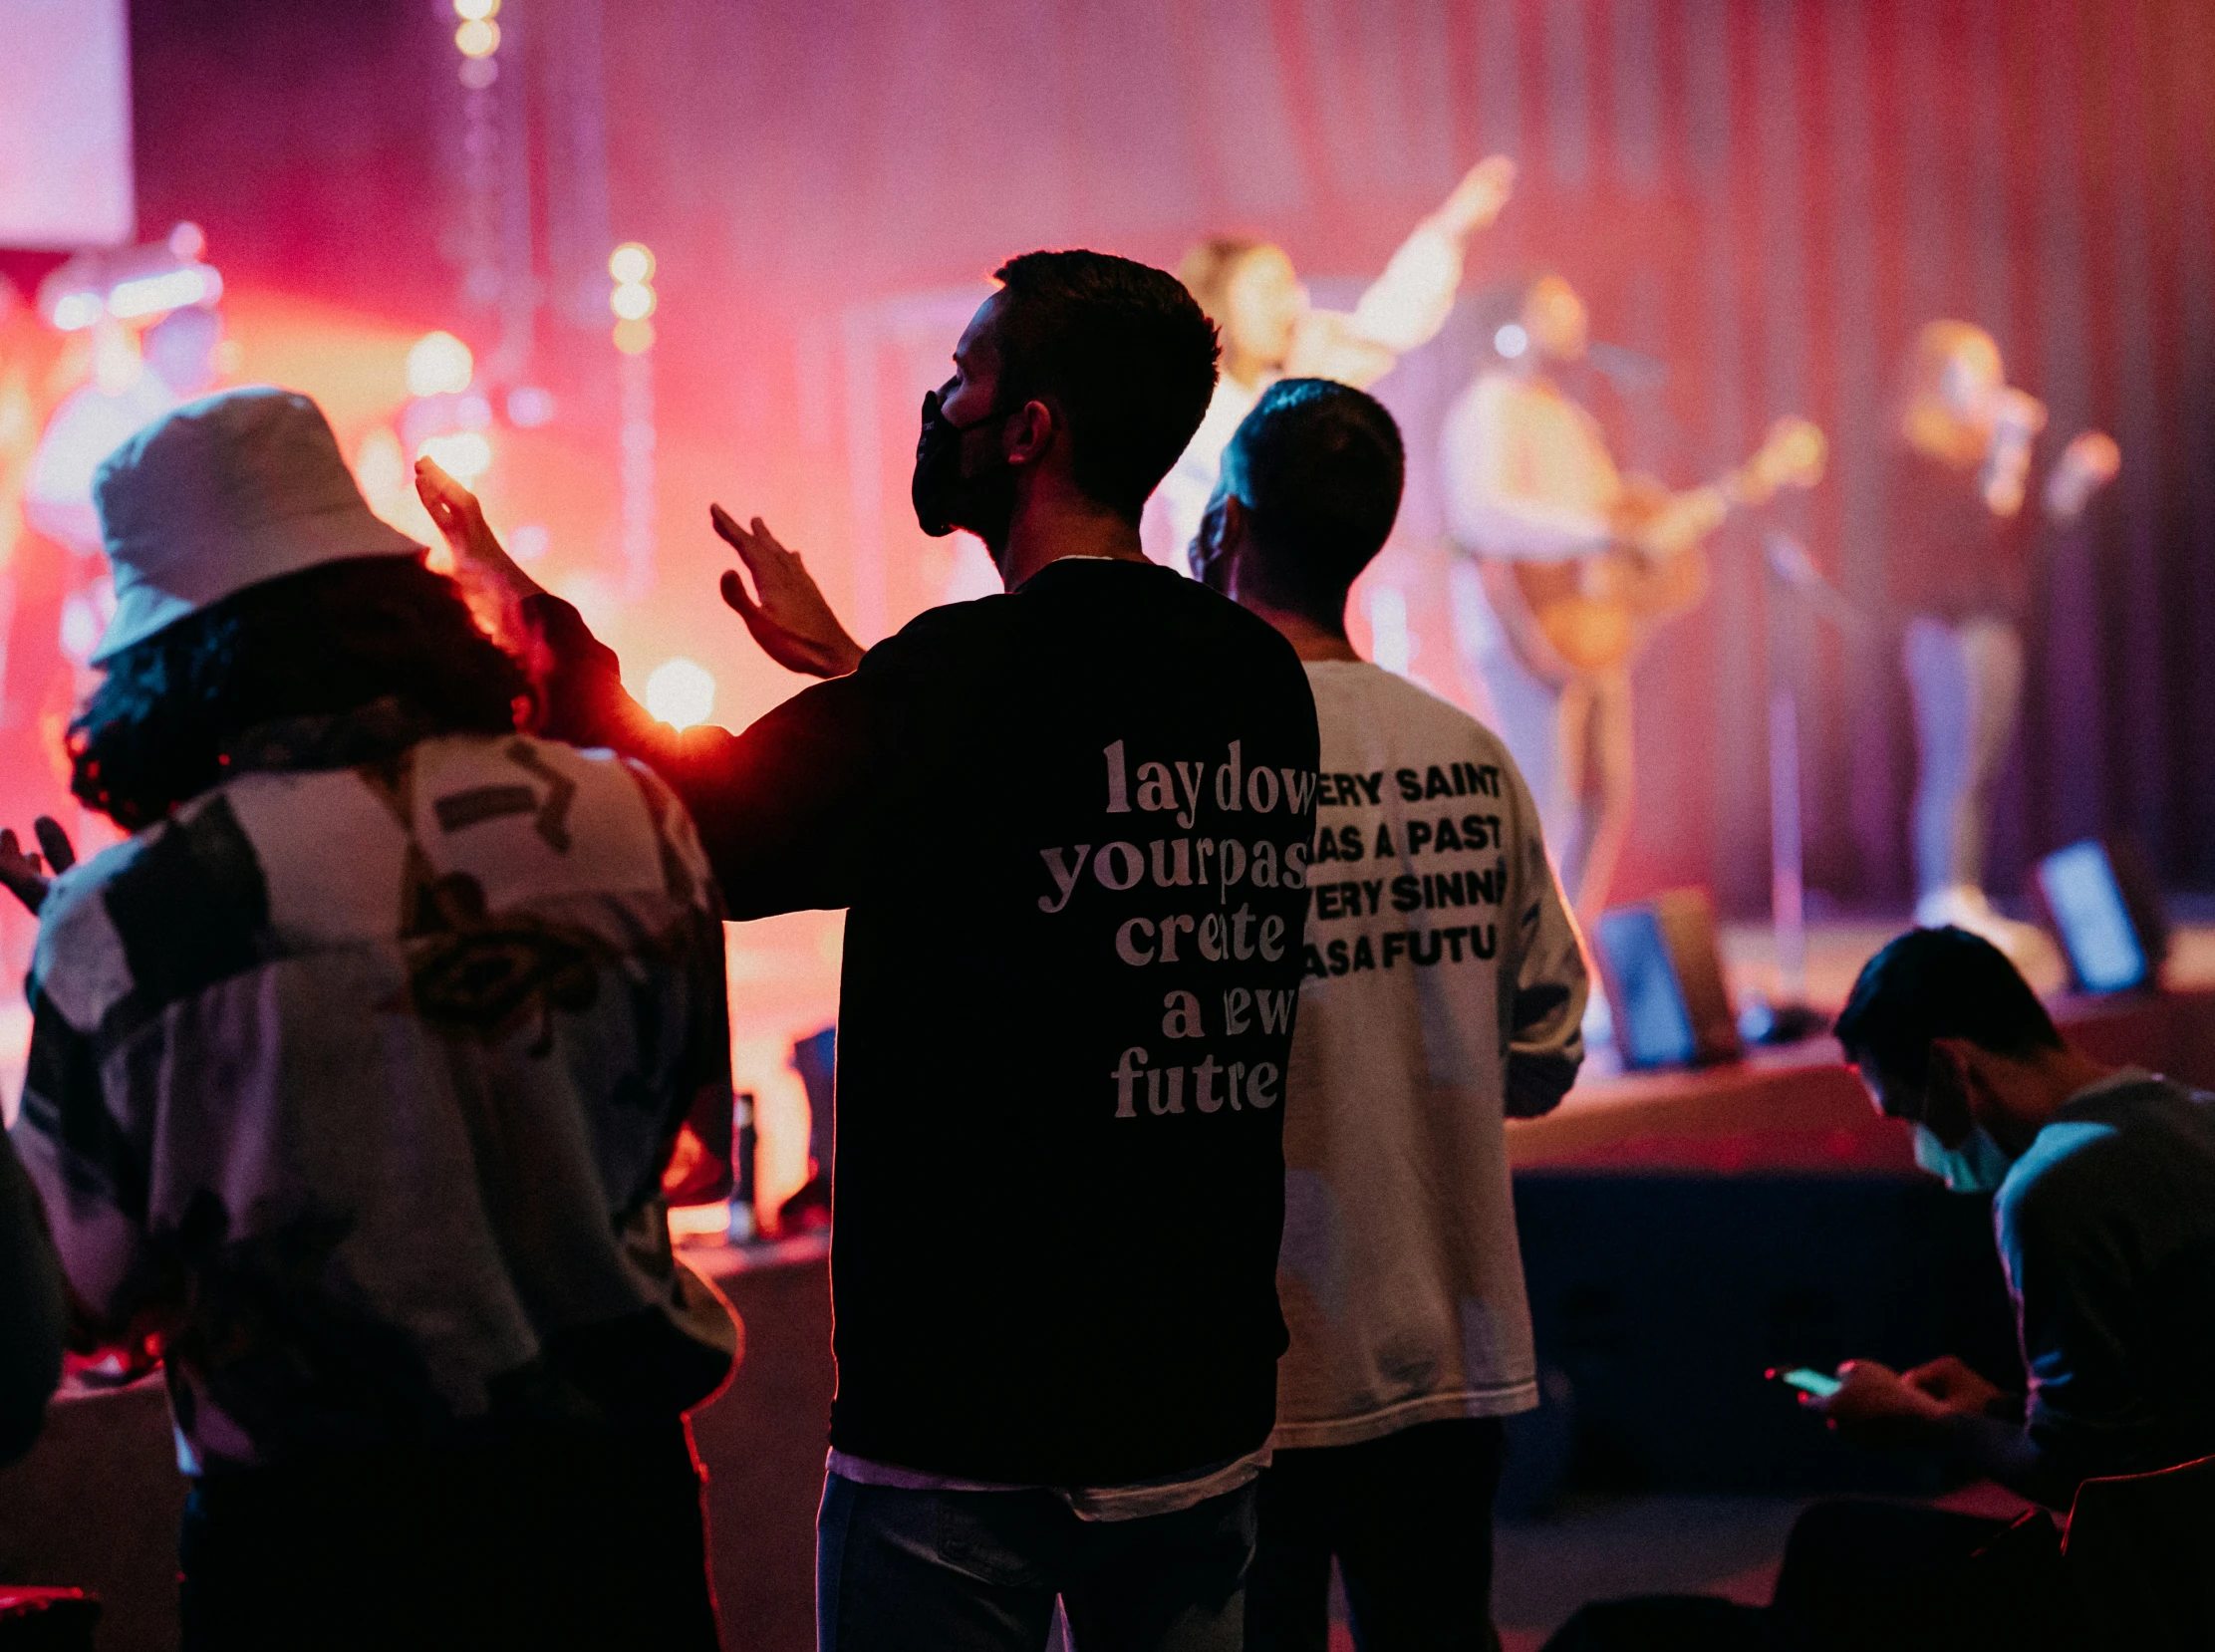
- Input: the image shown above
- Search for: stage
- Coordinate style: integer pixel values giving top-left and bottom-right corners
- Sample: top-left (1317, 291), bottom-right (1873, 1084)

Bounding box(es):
top-left (1518, 914), bottom-right (2215, 1175)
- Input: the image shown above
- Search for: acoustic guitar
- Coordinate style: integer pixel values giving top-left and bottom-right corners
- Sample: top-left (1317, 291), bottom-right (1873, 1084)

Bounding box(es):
top-left (1485, 416), bottom-right (1828, 680)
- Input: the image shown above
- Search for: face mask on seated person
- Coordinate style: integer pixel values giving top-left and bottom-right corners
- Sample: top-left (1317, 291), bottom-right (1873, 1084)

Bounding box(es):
top-left (912, 390), bottom-right (1016, 547)
top-left (1911, 1121), bottom-right (2015, 1195)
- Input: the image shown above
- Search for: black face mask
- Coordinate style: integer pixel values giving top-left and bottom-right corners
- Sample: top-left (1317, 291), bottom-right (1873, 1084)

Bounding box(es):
top-left (912, 389), bottom-right (1016, 548)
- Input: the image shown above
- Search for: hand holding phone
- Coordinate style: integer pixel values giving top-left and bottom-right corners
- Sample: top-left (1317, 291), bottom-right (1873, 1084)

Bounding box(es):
top-left (1767, 1365), bottom-right (1842, 1399)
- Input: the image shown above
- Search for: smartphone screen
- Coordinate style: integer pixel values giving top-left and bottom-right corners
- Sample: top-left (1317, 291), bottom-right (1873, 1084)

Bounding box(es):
top-left (1771, 1366), bottom-right (1841, 1398)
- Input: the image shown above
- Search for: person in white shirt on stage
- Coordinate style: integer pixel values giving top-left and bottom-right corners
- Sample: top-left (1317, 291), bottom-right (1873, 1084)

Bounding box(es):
top-left (1193, 377), bottom-right (1588, 1652)
top-left (1155, 156), bottom-right (1517, 574)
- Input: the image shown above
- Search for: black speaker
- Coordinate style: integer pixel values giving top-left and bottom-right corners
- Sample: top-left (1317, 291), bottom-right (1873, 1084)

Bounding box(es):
top-left (1593, 888), bottom-right (1744, 1069)
top-left (2034, 836), bottom-right (2169, 995)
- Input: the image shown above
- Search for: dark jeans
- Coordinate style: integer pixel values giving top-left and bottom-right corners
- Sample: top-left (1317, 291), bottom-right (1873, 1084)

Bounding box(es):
top-left (817, 1472), bottom-right (1257, 1652)
top-left (1246, 1418), bottom-right (1506, 1652)
top-left (178, 1418), bottom-right (719, 1651)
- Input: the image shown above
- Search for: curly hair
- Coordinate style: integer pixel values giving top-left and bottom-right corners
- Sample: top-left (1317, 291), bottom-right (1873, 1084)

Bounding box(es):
top-left (71, 556), bottom-right (530, 830)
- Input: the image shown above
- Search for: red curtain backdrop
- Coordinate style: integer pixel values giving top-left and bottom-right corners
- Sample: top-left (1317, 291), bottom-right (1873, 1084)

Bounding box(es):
top-left (123, 0), bottom-right (2215, 912)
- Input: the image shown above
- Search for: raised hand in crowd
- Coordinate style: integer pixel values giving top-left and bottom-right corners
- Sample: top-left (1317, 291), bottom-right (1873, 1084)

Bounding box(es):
top-left (2045, 428), bottom-right (2120, 522)
top-left (708, 505), bottom-right (863, 680)
top-left (414, 457), bottom-right (545, 654)
top-left (1429, 153), bottom-right (1517, 239)
top-left (0, 817), bottom-right (77, 918)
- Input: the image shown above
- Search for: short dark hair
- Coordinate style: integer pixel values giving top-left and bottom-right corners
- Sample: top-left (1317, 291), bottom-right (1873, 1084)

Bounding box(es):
top-left (1221, 378), bottom-right (1405, 626)
top-left (72, 556), bottom-right (528, 831)
top-left (989, 249), bottom-right (1220, 523)
top-left (1833, 926), bottom-right (2064, 1086)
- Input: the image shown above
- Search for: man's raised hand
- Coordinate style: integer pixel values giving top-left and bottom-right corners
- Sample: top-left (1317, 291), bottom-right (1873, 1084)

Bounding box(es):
top-left (413, 457), bottom-right (543, 608)
top-left (1436, 155), bottom-right (1517, 239)
top-left (710, 505), bottom-right (864, 680)
top-left (2046, 429), bottom-right (2120, 523)
top-left (0, 818), bottom-right (77, 917)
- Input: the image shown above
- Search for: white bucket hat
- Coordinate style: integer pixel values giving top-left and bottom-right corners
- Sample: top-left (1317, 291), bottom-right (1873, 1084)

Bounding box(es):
top-left (90, 387), bottom-right (422, 663)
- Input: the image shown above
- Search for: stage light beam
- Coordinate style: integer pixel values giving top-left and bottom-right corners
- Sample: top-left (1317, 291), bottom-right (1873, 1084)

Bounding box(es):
top-left (609, 243), bottom-right (655, 284)
top-left (452, 0), bottom-right (499, 19)
top-left (611, 282), bottom-right (657, 322)
top-left (455, 18), bottom-right (499, 57)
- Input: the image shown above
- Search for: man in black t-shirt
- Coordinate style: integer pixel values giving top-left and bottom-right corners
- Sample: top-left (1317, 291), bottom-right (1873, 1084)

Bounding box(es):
top-left (418, 251), bottom-right (1319, 1652)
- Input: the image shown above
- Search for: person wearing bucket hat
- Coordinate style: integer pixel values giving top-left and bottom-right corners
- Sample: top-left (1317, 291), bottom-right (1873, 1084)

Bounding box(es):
top-left (86, 385), bottom-right (424, 662)
top-left (4, 387), bottom-right (738, 1649)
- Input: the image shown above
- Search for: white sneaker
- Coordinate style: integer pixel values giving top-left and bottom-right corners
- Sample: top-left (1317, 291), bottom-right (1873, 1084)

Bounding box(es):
top-left (1914, 884), bottom-right (2063, 977)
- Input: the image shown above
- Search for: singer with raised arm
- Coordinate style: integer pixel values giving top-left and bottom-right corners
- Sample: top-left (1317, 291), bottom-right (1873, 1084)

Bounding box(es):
top-left (1155, 156), bottom-right (1516, 573)
top-left (1442, 274), bottom-right (1825, 924)
top-left (1888, 321), bottom-right (2119, 961)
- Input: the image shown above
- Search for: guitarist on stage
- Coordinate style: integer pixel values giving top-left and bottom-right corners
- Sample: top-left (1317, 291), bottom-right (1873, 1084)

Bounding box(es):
top-left (1442, 274), bottom-right (1822, 924)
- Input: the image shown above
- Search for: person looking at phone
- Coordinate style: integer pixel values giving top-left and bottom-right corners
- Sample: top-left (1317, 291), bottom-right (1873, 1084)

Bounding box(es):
top-left (1809, 924), bottom-right (2215, 1503)
top-left (1191, 378), bottom-right (1589, 1651)
top-left (418, 250), bottom-right (1320, 1652)
top-left (1679, 924), bottom-right (2215, 1649)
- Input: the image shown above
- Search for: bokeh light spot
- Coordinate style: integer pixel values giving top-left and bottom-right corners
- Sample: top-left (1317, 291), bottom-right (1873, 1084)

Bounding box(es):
top-left (415, 430), bottom-right (493, 484)
top-left (646, 658), bottom-right (716, 729)
top-left (407, 331), bottom-right (475, 398)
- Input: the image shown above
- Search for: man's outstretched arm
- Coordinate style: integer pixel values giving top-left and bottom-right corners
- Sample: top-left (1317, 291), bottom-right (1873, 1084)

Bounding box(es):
top-left (415, 458), bottom-right (864, 680)
top-left (1285, 157), bottom-right (1515, 390)
top-left (416, 461), bottom-right (885, 917)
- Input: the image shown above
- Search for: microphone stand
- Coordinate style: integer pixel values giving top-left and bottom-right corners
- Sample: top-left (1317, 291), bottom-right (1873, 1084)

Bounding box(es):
top-left (1744, 533), bottom-right (1865, 1044)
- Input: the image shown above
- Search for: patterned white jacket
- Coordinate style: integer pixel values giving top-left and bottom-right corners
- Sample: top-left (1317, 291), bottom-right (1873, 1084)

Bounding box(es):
top-left (10, 717), bottom-right (733, 1473)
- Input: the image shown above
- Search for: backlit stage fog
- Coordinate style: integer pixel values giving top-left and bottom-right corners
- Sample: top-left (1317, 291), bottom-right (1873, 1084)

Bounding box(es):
top-left (4, 0), bottom-right (2215, 1205)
